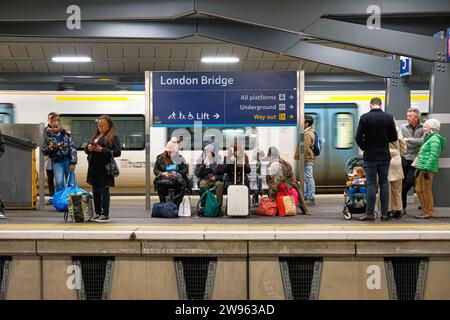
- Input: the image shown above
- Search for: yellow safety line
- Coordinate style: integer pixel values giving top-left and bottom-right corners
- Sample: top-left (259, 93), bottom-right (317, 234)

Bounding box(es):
top-left (0, 224), bottom-right (450, 230)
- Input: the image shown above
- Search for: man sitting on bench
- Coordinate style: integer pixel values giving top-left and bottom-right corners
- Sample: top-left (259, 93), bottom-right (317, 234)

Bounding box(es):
top-left (194, 144), bottom-right (224, 215)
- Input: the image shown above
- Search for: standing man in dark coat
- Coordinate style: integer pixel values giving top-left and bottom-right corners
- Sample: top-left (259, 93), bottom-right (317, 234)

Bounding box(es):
top-left (355, 97), bottom-right (398, 221)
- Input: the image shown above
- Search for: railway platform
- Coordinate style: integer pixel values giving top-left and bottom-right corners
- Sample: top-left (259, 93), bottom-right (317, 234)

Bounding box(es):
top-left (1, 195), bottom-right (450, 300)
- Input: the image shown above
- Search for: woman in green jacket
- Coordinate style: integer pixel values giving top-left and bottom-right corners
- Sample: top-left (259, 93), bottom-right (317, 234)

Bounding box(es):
top-left (414, 119), bottom-right (447, 219)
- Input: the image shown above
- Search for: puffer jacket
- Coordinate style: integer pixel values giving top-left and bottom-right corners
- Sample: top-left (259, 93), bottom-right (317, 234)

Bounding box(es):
top-left (42, 128), bottom-right (77, 164)
top-left (416, 131), bottom-right (447, 173)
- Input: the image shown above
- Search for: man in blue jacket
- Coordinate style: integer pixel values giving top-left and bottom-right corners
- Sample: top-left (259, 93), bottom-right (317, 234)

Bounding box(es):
top-left (355, 97), bottom-right (398, 221)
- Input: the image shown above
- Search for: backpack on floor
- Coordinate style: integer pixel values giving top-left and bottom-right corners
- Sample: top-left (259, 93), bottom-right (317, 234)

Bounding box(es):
top-left (196, 189), bottom-right (220, 217)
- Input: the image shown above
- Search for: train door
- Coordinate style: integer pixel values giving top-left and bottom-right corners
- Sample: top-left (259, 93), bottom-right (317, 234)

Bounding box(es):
top-left (305, 103), bottom-right (358, 190)
top-left (0, 103), bottom-right (14, 124)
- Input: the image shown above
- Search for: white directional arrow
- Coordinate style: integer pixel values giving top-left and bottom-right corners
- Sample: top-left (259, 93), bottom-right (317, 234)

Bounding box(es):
top-left (289, 95), bottom-right (294, 99)
top-left (289, 105), bottom-right (294, 109)
top-left (213, 113), bottom-right (220, 119)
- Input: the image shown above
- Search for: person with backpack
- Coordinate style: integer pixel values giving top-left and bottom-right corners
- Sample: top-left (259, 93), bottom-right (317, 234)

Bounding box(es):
top-left (303, 115), bottom-right (317, 206)
top-left (0, 129), bottom-right (5, 219)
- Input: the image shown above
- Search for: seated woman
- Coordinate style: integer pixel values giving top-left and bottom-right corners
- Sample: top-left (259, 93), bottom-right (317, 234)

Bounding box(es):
top-left (154, 137), bottom-right (189, 208)
top-left (194, 144), bottom-right (224, 213)
top-left (222, 141), bottom-right (251, 191)
top-left (265, 147), bottom-right (310, 215)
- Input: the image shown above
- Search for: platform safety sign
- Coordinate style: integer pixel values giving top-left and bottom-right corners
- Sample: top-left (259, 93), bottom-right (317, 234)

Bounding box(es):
top-left (152, 71), bottom-right (297, 127)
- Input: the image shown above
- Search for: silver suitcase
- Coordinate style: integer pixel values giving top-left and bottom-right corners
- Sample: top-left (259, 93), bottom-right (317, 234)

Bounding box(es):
top-left (227, 158), bottom-right (249, 217)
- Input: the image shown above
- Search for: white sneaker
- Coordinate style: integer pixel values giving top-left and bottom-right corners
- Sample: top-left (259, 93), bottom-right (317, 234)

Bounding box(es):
top-left (0, 211), bottom-right (6, 219)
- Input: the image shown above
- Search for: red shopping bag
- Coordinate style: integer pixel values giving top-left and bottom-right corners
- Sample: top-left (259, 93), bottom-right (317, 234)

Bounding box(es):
top-left (257, 196), bottom-right (277, 216)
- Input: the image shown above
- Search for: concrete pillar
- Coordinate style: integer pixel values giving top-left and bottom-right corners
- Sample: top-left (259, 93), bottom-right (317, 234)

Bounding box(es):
top-left (42, 256), bottom-right (78, 300)
top-left (385, 77), bottom-right (411, 125)
top-left (429, 61), bottom-right (450, 211)
top-left (249, 257), bottom-right (285, 300)
top-left (423, 257), bottom-right (450, 299)
top-left (109, 257), bottom-right (179, 300)
top-left (6, 256), bottom-right (41, 300)
top-left (211, 257), bottom-right (247, 300)
top-left (319, 257), bottom-right (390, 300)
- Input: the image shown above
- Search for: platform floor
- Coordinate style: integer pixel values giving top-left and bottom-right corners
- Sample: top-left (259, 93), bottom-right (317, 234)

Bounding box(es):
top-left (2, 194), bottom-right (449, 224)
top-left (1, 195), bottom-right (450, 241)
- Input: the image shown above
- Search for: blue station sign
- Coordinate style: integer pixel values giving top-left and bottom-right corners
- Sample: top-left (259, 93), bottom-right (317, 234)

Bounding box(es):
top-left (152, 71), bottom-right (297, 127)
top-left (399, 56), bottom-right (412, 77)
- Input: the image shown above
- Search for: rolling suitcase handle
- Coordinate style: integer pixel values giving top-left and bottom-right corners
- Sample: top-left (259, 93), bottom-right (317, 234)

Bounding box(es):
top-left (233, 151), bottom-right (245, 186)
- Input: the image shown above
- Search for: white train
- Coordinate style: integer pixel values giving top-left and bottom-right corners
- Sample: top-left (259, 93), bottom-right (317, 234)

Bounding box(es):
top-left (0, 90), bottom-right (429, 194)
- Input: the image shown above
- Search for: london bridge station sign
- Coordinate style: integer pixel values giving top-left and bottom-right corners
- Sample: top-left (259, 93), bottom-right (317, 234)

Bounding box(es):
top-left (152, 71), bottom-right (297, 127)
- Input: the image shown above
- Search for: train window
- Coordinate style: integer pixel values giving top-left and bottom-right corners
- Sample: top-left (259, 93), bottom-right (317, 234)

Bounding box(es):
top-left (333, 113), bottom-right (354, 149)
top-left (59, 114), bottom-right (145, 150)
top-left (0, 113), bottom-right (11, 124)
top-left (168, 127), bottom-right (257, 151)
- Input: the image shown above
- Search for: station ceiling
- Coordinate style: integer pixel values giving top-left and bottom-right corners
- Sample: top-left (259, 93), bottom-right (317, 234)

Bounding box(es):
top-left (0, 36), bottom-right (392, 74)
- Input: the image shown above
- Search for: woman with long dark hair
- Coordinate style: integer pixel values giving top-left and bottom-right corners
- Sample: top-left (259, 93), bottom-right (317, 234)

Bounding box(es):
top-left (222, 140), bottom-right (251, 191)
top-left (85, 115), bottom-right (121, 222)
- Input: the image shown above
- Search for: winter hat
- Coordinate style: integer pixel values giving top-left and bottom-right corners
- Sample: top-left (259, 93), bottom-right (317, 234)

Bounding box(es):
top-left (165, 137), bottom-right (179, 152)
top-left (203, 144), bottom-right (215, 156)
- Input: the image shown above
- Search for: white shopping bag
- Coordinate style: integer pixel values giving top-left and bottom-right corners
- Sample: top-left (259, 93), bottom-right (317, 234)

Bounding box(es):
top-left (179, 196), bottom-right (191, 217)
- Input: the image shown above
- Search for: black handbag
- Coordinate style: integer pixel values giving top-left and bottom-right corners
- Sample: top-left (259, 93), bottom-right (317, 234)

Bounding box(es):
top-left (105, 151), bottom-right (120, 177)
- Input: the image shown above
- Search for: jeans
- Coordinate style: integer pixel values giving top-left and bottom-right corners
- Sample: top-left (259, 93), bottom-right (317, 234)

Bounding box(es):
top-left (52, 159), bottom-right (73, 192)
top-left (402, 160), bottom-right (416, 209)
top-left (46, 169), bottom-right (55, 196)
top-left (92, 185), bottom-right (110, 216)
top-left (364, 161), bottom-right (390, 216)
top-left (304, 161), bottom-right (316, 200)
